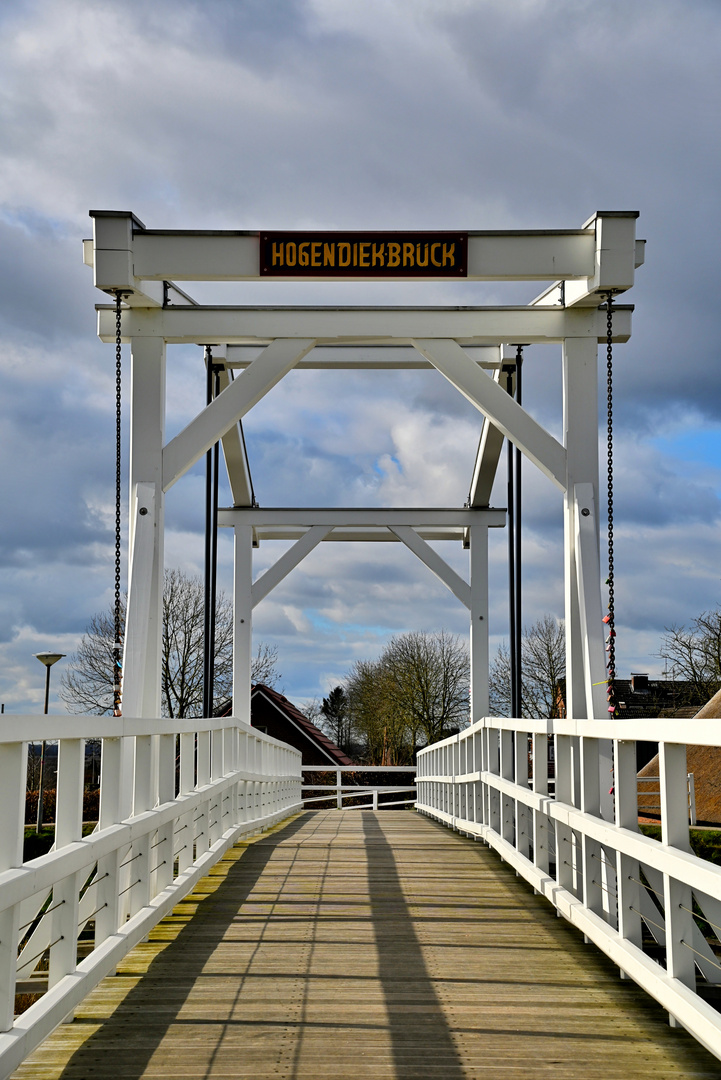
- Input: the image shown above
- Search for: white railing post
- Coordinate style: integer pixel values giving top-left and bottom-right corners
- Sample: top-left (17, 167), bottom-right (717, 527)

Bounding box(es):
top-left (49, 738), bottom-right (84, 1002)
top-left (176, 731), bottom-right (195, 874)
top-left (614, 738), bottom-right (643, 970)
top-left (659, 742), bottom-right (696, 1010)
top-left (580, 736), bottom-right (603, 917)
top-left (196, 729), bottom-right (211, 851)
top-left (0, 741), bottom-right (27, 1031)
top-left (500, 729), bottom-right (514, 844)
top-left (555, 734), bottom-right (574, 893)
top-left (336, 768), bottom-right (342, 809)
top-left (531, 732), bottom-right (549, 875)
top-left (153, 733), bottom-right (176, 895)
top-left (515, 730), bottom-right (531, 858)
top-left (488, 726), bottom-right (500, 835)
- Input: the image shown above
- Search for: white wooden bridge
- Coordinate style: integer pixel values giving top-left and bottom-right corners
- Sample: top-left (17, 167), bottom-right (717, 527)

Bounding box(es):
top-left (2, 210), bottom-right (721, 1076)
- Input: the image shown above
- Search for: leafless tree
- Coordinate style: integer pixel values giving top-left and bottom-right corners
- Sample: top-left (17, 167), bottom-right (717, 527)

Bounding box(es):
top-left (344, 630), bottom-right (469, 762)
top-left (489, 614), bottom-right (565, 718)
top-left (60, 569), bottom-right (280, 718)
top-left (658, 609), bottom-right (721, 703)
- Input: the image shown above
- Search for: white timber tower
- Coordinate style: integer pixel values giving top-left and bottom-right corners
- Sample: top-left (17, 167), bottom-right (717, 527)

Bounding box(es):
top-left (84, 211), bottom-right (644, 760)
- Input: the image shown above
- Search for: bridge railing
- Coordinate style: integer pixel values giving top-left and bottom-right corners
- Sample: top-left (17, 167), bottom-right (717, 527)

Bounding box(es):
top-left (0, 713), bottom-right (302, 1077)
top-left (416, 716), bottom-right (721, 1062)
top-left (301, 765), bottom-right (416, 809)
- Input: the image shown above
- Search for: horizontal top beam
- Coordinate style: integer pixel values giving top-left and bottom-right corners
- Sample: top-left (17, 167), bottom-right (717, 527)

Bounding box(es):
top-left (217, 344), bottom-right (504, 370)
top-left (221, 508), bottom-right (505, 541)
top-left (97, 225), bottom-right (600, 282)
top-left (97, 304), bottom-right (632, 346)
top-left (88, 211), bottom-right (642, 307)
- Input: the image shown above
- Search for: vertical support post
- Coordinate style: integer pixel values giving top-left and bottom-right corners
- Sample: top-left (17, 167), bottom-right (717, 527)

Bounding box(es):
top-left (469, 524), bottom-right (489, 723)
top-left (615, 739), bottom-right (642, 969)
top-left (127, 336), bottom-right (166, 720)
top-left (555, 735), bottom-right (574, 893)
top-left (532, 732), bottom-right (549, 874)
top-left (0, 742), bottom-right (27, 1030)
top-left (154, 733), bottom-right (175, 893)
top-left (119, 336), bottom-right (166, 828)
top-left (336, 768), bottom-right (342, 809)
top-left (660, 741), bottom-right (696, 1012)
top-left (515, 729), bottom-right (531, 858)
top-left (96, 738), bottom-right (122, 953)
top-left (49, 739), bottom-right (84, 999)
top-left (177, 732), bottom-right (195, 873)
top-left (562, 337), bottom-right (599, 721)
top-left (196, 729), bottom-right (211, 854)
top-left (233, 525), bottom-right (253, 722)
top-left (500, 729), bottom-right (514, 844)
top-left (580, 737), bottom-right (603, 917)
top-left (563, 336), bottom-right (615, 824)
top-left (514, 349), bottom-right (523, 717)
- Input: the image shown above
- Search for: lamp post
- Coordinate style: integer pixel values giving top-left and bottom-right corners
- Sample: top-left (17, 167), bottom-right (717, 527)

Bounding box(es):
top-left (33, 652), bottom-right (65, 834)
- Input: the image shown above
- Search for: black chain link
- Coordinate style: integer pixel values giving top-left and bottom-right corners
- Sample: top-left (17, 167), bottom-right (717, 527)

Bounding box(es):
top-left (113, 291), bottom-right (123, 715)
top-left (605, 292), bottom-right (616, 715)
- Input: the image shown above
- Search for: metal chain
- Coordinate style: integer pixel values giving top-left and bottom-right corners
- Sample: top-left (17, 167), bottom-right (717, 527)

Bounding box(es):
top-left (113, 291), bottom-right (123, 715)
top-left (605, 292), bottom-right (616, 715)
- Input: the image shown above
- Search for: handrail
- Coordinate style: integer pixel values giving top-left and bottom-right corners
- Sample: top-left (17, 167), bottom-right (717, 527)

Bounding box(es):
top-left (0, 714), bottom-right (302, 1077)
top-left (301, 764), bottom-right (416, 810)
top-left (416, 716), bottom-right (721, 1063)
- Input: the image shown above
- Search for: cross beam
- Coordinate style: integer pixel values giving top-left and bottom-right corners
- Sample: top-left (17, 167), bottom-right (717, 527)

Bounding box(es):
top-left (97, 304), bottom-right (633, 346)
top-left (218, 508), bottom-right (505, 530)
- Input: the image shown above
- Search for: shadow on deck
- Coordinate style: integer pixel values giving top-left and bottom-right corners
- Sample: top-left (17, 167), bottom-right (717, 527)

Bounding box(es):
top-left (11, 810), bottom-right (721, 1080)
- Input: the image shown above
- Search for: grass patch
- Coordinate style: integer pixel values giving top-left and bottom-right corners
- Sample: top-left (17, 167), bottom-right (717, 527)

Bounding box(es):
top-left (22, 821), bottom-right (97, 862)
top-left (639, 823), bottom-right (721, 866)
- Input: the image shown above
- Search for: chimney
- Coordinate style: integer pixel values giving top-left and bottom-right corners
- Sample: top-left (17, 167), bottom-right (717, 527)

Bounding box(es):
top-left (631, 673), bottom-right (649, 694)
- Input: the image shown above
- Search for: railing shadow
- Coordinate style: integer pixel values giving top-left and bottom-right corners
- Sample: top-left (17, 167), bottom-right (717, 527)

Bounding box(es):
top-left (361, 813), bottom-right (466, 1079)
top-left (51, 815), bottom-right (311, 1080)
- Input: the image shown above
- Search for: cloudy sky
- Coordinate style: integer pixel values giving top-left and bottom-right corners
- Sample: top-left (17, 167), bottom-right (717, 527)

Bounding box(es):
top-left (1, 0), bottom-right (720, 714)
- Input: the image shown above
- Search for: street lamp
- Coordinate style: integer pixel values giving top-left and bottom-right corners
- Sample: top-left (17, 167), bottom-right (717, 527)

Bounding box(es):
top-left (33, 652), bottom-right (65, 834)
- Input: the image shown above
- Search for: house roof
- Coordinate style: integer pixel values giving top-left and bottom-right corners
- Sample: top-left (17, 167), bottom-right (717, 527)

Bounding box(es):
top-left (637, 688), bottom-right (721, 825)
top-left (612, 678), bottom-right (705, 720)
top-left (250, 683), bottom-right (354, 767)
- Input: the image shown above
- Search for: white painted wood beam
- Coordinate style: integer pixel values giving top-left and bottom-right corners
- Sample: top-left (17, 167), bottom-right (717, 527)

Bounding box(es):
top-left (97, 304), bottom-right (633, 346)
top-left (162, 338), bottom-right (315, 492)
top-left (251, 526), bottom-right (332, 608)
top-left (412, 339), bottom-right (567, 491)
top-left (390, 525), bottom-right (471, 609)
top-left (531, 212), bottom-right (641, 308)
top-left (129, 229), bottom-right (596, 282)
top-left (121, 483), bottom-right (157, 720)
top-left (252, 527), bottom-right (468, 542)
top-left (573, 484), bottom-right (608, 720)
top-left (217, 366), bottom-right (253, 507)
top-left (469, 367), bottom-right (514, 507)
top-left (222, 344), bottom-right (503, 370)
top-left (218, 508), bottom-right (505, 527)
top-left (469, 525), bottom-right (489, 720)
top-left (232, 526), bottom-right (253, 722)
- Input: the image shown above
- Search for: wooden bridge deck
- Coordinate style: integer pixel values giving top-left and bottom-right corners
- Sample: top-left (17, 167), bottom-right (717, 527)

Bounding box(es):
top-left (11, 810), bottom-right (721, 1080)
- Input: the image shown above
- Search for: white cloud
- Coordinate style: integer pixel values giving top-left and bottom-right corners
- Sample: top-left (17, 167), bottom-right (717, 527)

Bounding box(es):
top-left (1, 0), bottom-right (720, 710)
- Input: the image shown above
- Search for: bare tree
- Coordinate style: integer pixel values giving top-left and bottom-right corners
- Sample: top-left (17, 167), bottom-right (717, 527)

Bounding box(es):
top-left (60, 568), bottom-right (280, 718)
top-left (383, 629), bottom-right (469, 746)
top-left (344, 630), bottom-right (469, 762)
top-left (489, 614), bottom-right (565, 718)
top-left (658, 609), bottom-right (721, 703)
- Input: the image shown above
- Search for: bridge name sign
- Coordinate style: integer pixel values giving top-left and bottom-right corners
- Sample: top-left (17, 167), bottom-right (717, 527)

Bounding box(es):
top-left (260, 232), bottom-right (468, 278)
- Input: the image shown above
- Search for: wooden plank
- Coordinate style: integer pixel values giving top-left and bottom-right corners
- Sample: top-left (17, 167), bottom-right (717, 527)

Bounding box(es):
top-left (11, 811), bottom-right (721, 1079)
